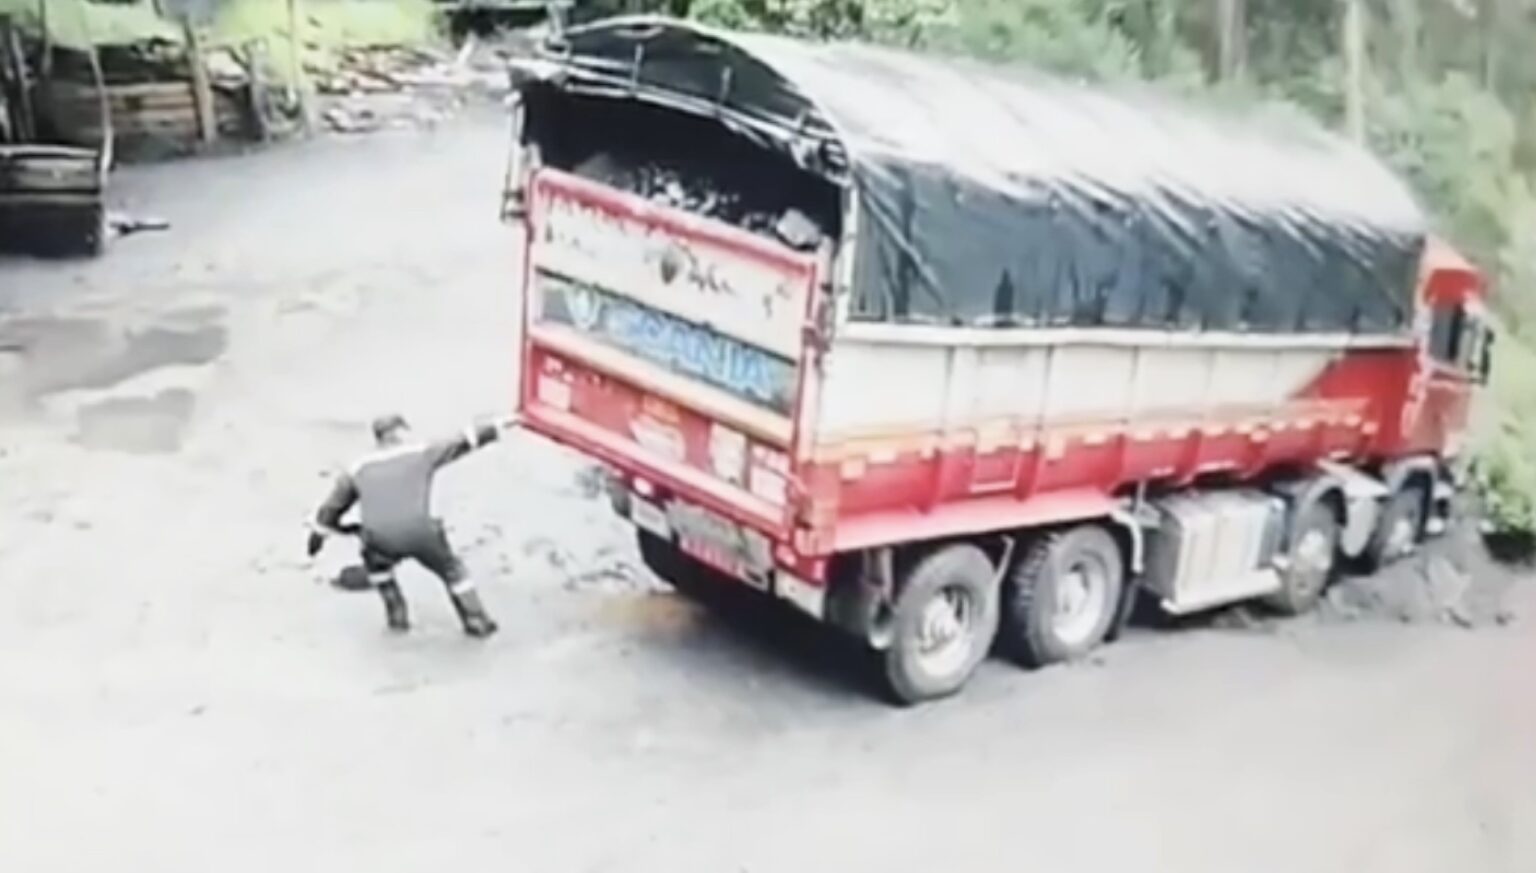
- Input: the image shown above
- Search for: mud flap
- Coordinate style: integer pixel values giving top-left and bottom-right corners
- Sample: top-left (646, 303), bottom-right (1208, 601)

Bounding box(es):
top-left (826, 550), bottom-right (897, 650)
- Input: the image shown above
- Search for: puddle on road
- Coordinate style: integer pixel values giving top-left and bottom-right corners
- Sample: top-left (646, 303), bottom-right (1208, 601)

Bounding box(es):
top-left (0, 306), bottom-right (227, 401)
top-left (74, 388), bottom-right (196, 454)
top-left (0, 307), bottom-right (225, 451)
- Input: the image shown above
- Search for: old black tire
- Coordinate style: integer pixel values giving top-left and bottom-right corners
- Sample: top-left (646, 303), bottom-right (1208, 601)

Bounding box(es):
top-left (1001, 526), bottom-right (1125, 668)
top-left (1263, 502), bottom-right (1340, 616)
top-left (882, 544), bottom-right (1000, 706)
top-left (1364, 486), bottom-right (1425, 571)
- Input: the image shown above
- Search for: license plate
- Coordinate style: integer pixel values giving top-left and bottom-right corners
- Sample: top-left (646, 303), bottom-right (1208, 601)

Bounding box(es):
top-left (666, 500), bottom-right (768, 589)
top-left (630, 496), bottom-right (672, 539)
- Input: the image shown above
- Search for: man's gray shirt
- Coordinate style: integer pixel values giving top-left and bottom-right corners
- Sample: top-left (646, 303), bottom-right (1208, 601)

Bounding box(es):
top-left (315, 422), bottom-right (500, 551)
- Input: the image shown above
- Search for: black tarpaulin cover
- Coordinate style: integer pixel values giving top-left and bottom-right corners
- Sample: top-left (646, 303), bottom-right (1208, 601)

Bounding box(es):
top-left (521, 17), bottom-right (1428, 335)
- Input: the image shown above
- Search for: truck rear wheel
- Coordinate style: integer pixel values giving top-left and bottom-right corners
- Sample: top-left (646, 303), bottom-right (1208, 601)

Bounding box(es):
top-left (1365, 486), bottom-right (1425, 570)
top-left (1263, 502), bottom-right (1339, 615)
top-left (1001, 525), bottom-right (1125, 668)
top-left (881, 544), bottom-right (999, 706)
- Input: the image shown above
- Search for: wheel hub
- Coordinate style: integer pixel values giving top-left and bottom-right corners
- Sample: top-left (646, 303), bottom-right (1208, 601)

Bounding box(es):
top-left (916, 587), bottom-right (973, 677)
top-left (1387, 516), bottom-right (1417, 558)
top-left (1052, 558), bottom-right (1109, 646)
top-left (1291, 528), bottom-right (1334, 596)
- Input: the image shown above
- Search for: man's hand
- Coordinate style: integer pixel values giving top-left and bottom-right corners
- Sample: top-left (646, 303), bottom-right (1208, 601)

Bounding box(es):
top-left (306, 531), bottom-right (326, 558)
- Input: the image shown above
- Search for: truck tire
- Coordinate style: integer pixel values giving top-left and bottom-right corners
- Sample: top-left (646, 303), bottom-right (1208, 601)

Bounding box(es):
top-left (1001, 525), bottom-right (1125, 668)
top-left (1263, 502), bottom-right (1339, 615)
top-left (881, 544), bottom-right (999, 706)
top-left (1364, 485), bottom-right (1425, 570)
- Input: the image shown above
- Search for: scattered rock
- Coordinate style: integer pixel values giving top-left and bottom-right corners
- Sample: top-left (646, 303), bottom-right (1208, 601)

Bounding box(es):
top-left (322, 106), bottom-right (381, 135)
top-left (311, 45), bottom-right (456, 97)
top-left (311, 40), bottom-right (496, 137)
top-left (1208, 604), bottom-right (1280, 633)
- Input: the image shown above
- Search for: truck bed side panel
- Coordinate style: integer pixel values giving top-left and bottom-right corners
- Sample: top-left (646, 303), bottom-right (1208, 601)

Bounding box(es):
top-left (802, 332), bottom-right (1413, 554)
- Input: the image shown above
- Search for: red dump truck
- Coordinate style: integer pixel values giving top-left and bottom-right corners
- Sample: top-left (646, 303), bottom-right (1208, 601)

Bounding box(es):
top-left (504, 18), bottom-right (1493, 704)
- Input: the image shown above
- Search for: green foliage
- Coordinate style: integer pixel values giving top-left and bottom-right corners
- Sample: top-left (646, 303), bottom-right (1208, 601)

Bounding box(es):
top-left (1370, 74), bottom-right (1519, 264)
top-left (919, 0), bottom-right (1142, 79)
top-left (688, 0), bottom-right (945, 42)
top-left (0, 0), bottom-right (176, 49)
top-left (211, 0), bottom-right (438, 87)
top-left (1477, 333), bottom-right (1536, 535)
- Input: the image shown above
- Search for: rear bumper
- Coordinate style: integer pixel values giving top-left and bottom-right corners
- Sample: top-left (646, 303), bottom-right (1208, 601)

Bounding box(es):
top-left (521, 404), bottom-right (787, 537)
top-left (522, 408), bottom-right (831, 616)
top-left (608, 477), bottom-right (829, 622)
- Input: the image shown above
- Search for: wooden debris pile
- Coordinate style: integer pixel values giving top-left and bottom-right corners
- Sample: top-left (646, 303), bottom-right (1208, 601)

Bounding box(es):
top-left (310, 38), bottom-right (508, 134)
top-left (310, 44), bottom-right (463, 95)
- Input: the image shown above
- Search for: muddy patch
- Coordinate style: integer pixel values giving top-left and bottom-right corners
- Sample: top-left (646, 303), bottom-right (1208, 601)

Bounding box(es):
top-left (596, 593), bottom-right (702, 636)
top-left (74, 388), bottom-right (196, 454)
top-left (1142, 515), bottom-right (1531, 634)
top-left (1319, 521), bottom-right (1528, 629)
top-left (0, 308), bottom-right (227, 403)
top-left (519, 536), bottom-right (649, 593)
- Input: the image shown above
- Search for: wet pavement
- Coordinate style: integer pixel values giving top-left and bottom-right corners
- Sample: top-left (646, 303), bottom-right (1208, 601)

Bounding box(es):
top-left (2, 109), bottom-right (1534, 873)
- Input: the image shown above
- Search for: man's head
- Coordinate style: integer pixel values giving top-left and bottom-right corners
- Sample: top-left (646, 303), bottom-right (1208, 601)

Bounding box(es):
top-left (371, 413), bottom-right (410, 446)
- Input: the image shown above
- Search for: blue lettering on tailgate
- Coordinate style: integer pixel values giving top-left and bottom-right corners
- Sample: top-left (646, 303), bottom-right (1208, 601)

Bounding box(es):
top-left (538, 271), bottom-right (796, 413)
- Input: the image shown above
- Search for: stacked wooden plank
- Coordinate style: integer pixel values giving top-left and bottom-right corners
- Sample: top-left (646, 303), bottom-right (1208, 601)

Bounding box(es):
top-left (40, 80), bottom-right (246, 156)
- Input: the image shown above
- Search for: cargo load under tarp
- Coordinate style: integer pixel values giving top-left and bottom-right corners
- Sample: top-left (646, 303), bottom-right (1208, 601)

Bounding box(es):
top-left (516, 17), bottom-right (1428, 336)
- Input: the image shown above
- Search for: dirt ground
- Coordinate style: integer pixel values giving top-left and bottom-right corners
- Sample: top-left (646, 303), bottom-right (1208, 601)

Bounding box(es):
top-left (3, 109), bottom-right (1535, 873)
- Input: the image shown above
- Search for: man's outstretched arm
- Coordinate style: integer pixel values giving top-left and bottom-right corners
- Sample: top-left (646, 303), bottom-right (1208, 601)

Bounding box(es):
top-left (427, 417), bottom-right (514, 469)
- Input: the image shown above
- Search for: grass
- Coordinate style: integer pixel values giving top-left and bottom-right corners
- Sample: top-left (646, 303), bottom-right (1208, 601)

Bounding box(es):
top-left (0, 0), bottom-right (176, 49)
top-left (0, 0), bottom-right (440, 84)
top-left (1474, 330), bottom-right (1536, 537)
top-left (213, 0), bottom-right (442, 86)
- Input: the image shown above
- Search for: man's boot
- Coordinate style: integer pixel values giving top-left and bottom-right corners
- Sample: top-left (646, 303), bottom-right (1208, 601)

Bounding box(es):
top-left (378, 582), bottom-right (410, 632)
top-left (450, 583), bottom-right (498, 639)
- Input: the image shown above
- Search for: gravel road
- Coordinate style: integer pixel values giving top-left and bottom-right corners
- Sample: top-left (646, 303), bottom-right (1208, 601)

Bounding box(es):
top-left (2, 109), bottom-right (1533, 873)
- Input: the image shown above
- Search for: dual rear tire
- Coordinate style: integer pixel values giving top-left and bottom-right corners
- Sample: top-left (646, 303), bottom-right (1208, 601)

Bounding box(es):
top-left (637, 531), bottom-right (1008, 705)
top-left (879, 527), bottom-right (1126, 705)
top-left (880, 544), bottom-right (1000, 705)
top-left (1001, 526), bottom-right (1126, 669)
